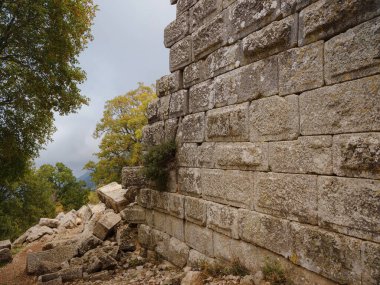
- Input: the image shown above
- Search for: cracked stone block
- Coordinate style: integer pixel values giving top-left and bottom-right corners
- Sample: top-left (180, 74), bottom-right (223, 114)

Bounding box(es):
top-left (170, 36), bottom-right (192, 72)
top-left (164, 12), bottom-right (189, 48)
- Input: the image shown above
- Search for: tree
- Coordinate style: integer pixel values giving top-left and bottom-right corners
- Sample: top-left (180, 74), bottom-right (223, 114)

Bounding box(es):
top-left (85, 83), bottom-right (156, 186)
top-left (0, 0), bottom-right (97, 184)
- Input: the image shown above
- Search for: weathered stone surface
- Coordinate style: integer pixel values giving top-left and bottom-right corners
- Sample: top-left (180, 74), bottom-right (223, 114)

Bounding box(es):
top-left (178, 168), bottom-right (202, 197)
top-left (298, 0), bottom-right (380, 46)
top-left (193, 14), bottom-right (226, 59)
top-left (269, 136), bottom-right (333, 174)
top-left (59, 267), bottom-right (83, 282)
top-left (153, 211), bottom-right (185, 241)
top-left (177, 0), bottom-right (198, 15)
top-left (27, 245), bottom-right (78, 275)
top-left (121, 166), bottom-right (145, 190)
top-left (97, 182), bottom-right (127, 213)
top-left (158, 95), bottom-right (171, 121)
top-left (116, 225), bottom-right (135, 252)
top-left (206, 103), bottom-right (249, 141)
top-left (120, 204), bottom-right (146, 224)
top-left (178, 142), bottom-right (215, 168)
top-left (214, 142), bottom-right (268, 171)
top-left (165, 118), bottom-right (179, 142)
top-left (41, 277), bottom-right (62, 285)
top-left (184, 196), bottom-right (207, 226)
top-left (242, 14), bottom-right (298, 62)
top-left (190, 0), bottom-right (222, 32)
top-left (183, 60), bottom-right (206, 88)
top-left (187, 249), bottom-right (216, 268)
top-left (170, 36), bottom-right (192, 72)
top-left (168, 193), bottom-right (185, 218)
top-left (58, 210), bottom-right (78, 230)
top-left (279, 41), bottom-right (324, 95)
top-left (227, 0), bottom-right (281, 40)
top-left (250, 95), bottom-right (299, 142)
top-left (0, 240), bottom-right (11, 250)
top-left (189, 80), bottom-right (214, 113)
top-left (157, 237), bottom-right (190, 268)
top-left (207, 202), bottom-right (238, 238)
top-left (93, 211), bottom-right (121, 240)
top-left (39, 218), bottom-right (59, 229)
top-left (238, 210), bottom-right (291, 257)
top-left (290, 223), bottom-right (362, 284)
top-left (181, 271), bottom-right (206, 285)
top-left (280, 0), bottom-right (317, 16)
top-left (156, 71), bottom-right (183, 97)
top-left (151, 190), bottom-right (169, 212)
top-left (169, 90), bottom-right (188, 118)
top-left (76, 205), bottom-right (92, 224)
top-left (77, 234), bottom-right (102, 256)
top-left (147, 98), bottom-right (159, 123)
top-left (333, 133), bottom-right (380, 179)
top-left (137, 188), bottom-right (152, 209)
top-left (255, 172), bottom-right (318, 224)
top-left (205, 42), bottom-right (241, 78)
top-left (0, 248), bottom-right (12, 263)
top-left (182, 112), bottom-right (205, 142)
top-left (362, 242), bottom-right (380, 285)
top-left (142, 121), bottom-right (165, 147)
top-left (299, 75), bottom-right (380, 135)
top-left (213, 56), bottom-right (278, 107)
top-left (138, 224), bottom-right (153, 249)
top-left (325, 16), bottom-right (380, 85)
top-left (201, 168), bottom-right (254, 208)
top-left (26, 225), bottom-right (54, 243)
top-left (318, 176), bottom-right (380, 242)
top-left (185, 222), bottom-right (213, 256)
top-left (164, 12), bottom-right (189, 48)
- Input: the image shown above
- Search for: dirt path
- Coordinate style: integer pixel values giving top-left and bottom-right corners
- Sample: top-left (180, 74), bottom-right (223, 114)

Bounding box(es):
top-left (0, 242), bottom-right (43, 285)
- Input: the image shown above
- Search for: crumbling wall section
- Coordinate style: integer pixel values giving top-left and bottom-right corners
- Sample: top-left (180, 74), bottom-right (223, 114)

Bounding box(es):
top-left (138, 0), bottom-right (380, 284)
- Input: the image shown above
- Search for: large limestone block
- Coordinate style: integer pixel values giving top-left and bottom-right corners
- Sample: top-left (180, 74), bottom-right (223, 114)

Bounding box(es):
top-left (164, 12), bottom-right (189, 48)
top-left (157, 237), bottom-right (190, 268)
top-left (121, 166), bottom-right (145, 189)
top-left (318, 176), bottom-right (380, 242)
top-left (187, 249), bottom-right (216, 268)
top-left (96, 182), bottom-right (127, 213)
top-left (279, 41), bottom-right (324, 95)
top-left (299, 0), bottom-right (380, 46)
top-left (120, 204), bottom-right (146, 224)
top-left (205, 42), bottom-right (241, 78)
top-left (249, 95), bottom-right (299, 142)
top-left (39, 218), bottom-right (59, 229)
top-left (165, 118), bottom-right (179, 142)
top-left (188, 80), bottom-right (215, 113)
top-left (238, 210), bottom-right (291, 258)
top-left (192, 14), bottom-right (226, 59)
top-left (168, 193), bottom-right (185, 219)
top-left (147, 98), bottom-right (159, 123)
top-left (299, 75), bottom-right (380, 135)
top-left (0, 240), bottom-right (11, 250)
top-left (157, 95), bottom-right (171, 121)
top-left (201, 168), bottom-right (254, 208)
top-left (142, 121), bottom-right (165, 147)
top-left (280, 0), bottom-right (318, 16)
top-left (214, 142), bottom-right (268, 171)
top-left (190, 0), bottom-right (222, 32)
top-left (156, 71), bottom-right (183, 97)
top-left (255, 172), bottom-right (318, 225)
top-left (137, 188), bottom-right (152, 209)
top-left (213, 56), bottom-right (278, 107)
top-left (185, 222), bottom-right (214, 256)
top-left (242, 14), bottom-right (298, 62)
top-left (59, 267), bottom-right (83, 282)
top-left (227, 0), bottom-right (281, 40)
top-left (178, 142), bottom-right (215, 168)
top-left (76, 205), bottom-right (92, 223)
top-left (153, 211), bottom-right (185, 241)
top-left (325, 16), bottom-right (380, 85)
top-left (182, 112), bottom-right (205, 142)
top-left (184, 196), bottom-right (207, 226)
top-left (26, 244), bottom-right (78, 275)
top-left (183, 60), bottom-right (206, 88)
top-left (362, 242), bottom-right (380, 285)
top-left (269, 136), bottom-right (333, 174)
top-left (290, 223), bottom-right (362, 284)
top-left (178, 168), bottom-right (202, 197)
top-left (207, 202), bottom-right (238, 238)
top-left (333, 133), bottom-right (380, 179)
top-left (0, 248), bottom-right (12, 263)
top-left (138, 224), bottom-right (153, 249)
top-left (206, 103), bottom-right (249, 142)
top-left (151, 190), bottom-right (169, 213)
top-left (176, 0), bottom-right (198, 15)
top-left (169, 90), bottom-right (188, 118)
top-left (26, 225), bottom-right (54, 243)
top-left (93, 211), bottom-right (121, 240)
top-left (170, 36), bottom-right (192, 72)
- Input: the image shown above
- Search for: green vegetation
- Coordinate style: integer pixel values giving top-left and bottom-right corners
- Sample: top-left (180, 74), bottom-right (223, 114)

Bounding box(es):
top-left (85, 83), bottom-right (156, 186)
top-left (262, 260), bottom-right (293, 285)
top-left (0, 0), bottom-right (96, 185)
top-left (195, 259), bottom-right (249, 277)
top-left (142, 140), bottom-right (176, 191)
top-left (88, 191), bottom-right (100, 205)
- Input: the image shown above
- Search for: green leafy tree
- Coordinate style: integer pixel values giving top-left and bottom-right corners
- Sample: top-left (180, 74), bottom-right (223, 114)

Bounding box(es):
top-left (85, 83), bottom-right (156, 186)
top-left (0, 0), bottom-right (97, 184)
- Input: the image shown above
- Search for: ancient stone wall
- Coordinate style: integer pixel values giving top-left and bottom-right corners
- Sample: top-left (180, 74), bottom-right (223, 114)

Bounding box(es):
top-left (137, 1), bottom-right (380, 284)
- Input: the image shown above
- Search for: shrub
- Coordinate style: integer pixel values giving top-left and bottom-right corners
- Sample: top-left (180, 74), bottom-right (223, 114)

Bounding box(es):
top-left (196, 259), bottom-right (249, 277)
top-left (142, 140), bottom-right (176, 191)
top-left (262, 260), bottom-right (293, 285)
top-left (88, 191), bottom-right (100, 204)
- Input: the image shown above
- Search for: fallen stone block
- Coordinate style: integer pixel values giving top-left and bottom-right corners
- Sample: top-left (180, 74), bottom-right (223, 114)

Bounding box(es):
top-left (0, 239), bottom-right (11, 250)
top-left (40, 276), bottom-right (62, 285)
top-left (59, 210), bottom-right (78, 229)
top-left (59, 266), bottom-right (83, 282)
top-left (0, 248), bottom-right (12, 263)
top-left (39, 218), bottom-right (60, 229)
top-left (97, 182), bottom-right (128, 213)
top-left (76, 204), bottom-right (92, 223)
top-left (77, 234), bottom-right (102, 256)
top-left (93, 211), bottom-right (121, 240)
top-left (120, 204), bottom-right (146, 224)
top-left (26, 225), bottom-right (54, 243)
top-left (116, 225), bottom-right (136, 252)
top-left (89, 203), bottom-right (106, 215)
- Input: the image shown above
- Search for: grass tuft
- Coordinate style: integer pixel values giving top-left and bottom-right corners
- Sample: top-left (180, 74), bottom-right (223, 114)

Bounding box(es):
top-left (262, 260), bottom-right (293, 285)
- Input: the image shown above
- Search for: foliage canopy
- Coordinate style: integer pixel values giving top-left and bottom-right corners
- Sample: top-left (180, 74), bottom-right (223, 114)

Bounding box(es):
top-left (85, 83), bottom-right (156, 186)
top-left (0, 0), bottom-right (97, 183)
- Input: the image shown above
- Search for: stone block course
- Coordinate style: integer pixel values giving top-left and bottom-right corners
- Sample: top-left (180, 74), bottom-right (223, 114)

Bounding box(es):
top-left (156, 71), bottom-right (183, 97)
top-left (190, 0), bottom-right (222, 32)
top-left (177, 142), bottom-right (215, 168)
top-left (189, 80), bottom-right (215, 113)
top-left (164, 118), bottom-right (179, 142)
top-left (168, 193), bottom-right (185, 219)
top-left (280, 0), bottom-right (318, 17)
top-left (325, 16), bottom-right (380, 85)
top-left (147, 98), bottom-right (159, 123)
top-left (170, 36), bottom-right (192, 72)
top-left (185, 222), bottom-right (214, 256)
top-left (278, 41), bottom-right (324, 95)
top-left (206, 202), bottom-right (239, 238)
top-left (157, 95), bottom-right (170, 121)
top-left (255, 172), bottom-right (318, 225)
top-left (242, 14), bottom-right (298, 63)
top-left (169, 90), bottom-right (188, 118)
top-left (299, 75), bottom-right (380, 135)
top-left (177, 0), bottom-right (198, 16)
top-left (178, 167), bottom-right (202, 196)
top-left (183, 60), bottom-right (206, 88)
top-left (181, 112), bottom-right (205, 142)
top-left (205, 43), bottom-right (241, 78)
top-left (184, 196), bottom-right (207, 226)
top-left (164, 12), bottom-right (189, 48)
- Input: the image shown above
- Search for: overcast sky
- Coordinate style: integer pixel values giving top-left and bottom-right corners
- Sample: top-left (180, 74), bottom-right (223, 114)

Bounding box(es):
top-left (35, 0), bottom-right (176, 177)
